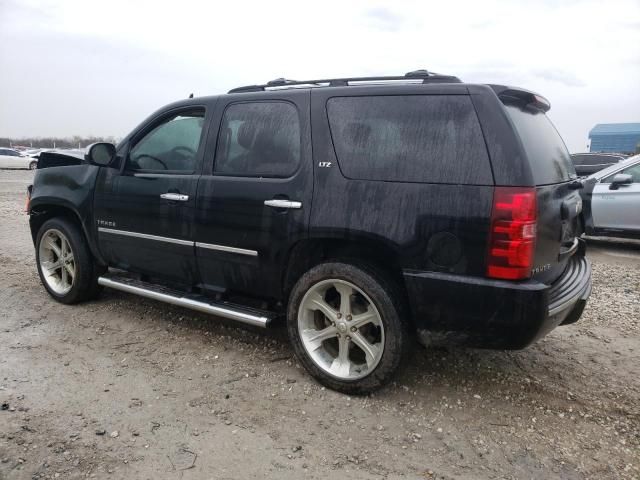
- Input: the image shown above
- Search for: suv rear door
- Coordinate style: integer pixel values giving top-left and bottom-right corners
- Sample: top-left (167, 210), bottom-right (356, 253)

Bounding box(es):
top-left (194, 89), bottom-right (312, 300)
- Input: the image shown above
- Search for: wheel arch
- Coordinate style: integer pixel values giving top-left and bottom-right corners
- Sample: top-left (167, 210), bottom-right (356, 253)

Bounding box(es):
top-left (281, 235), bottom-right (407, 301)
top-left (29, 200), bottom-right (106, 266)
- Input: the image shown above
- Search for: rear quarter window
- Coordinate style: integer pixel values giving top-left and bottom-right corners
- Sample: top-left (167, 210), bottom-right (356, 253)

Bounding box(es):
top-left (326, 95), bottom-right (493, 184)
top-left (505, 105), bottom-right (575, 184)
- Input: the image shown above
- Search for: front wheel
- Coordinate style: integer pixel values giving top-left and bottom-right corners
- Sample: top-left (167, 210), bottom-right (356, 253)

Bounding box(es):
top-left (29, 161), bottom-right (37, 170)
top-left (287, 262), bottom-right (410, 394)
top-left (35, 217), bottom-right (100, 304)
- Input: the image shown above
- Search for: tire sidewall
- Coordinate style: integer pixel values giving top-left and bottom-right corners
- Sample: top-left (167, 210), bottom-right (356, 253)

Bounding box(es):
top-left (287, 262), bottom-right (409, 394)
top-left (35, 217), bottom-right (94, 304)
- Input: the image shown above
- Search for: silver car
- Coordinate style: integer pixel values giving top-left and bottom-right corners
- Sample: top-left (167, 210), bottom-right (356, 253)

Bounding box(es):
top-left (582, 154), bottom-right (640, 238)
top-left (0, 148), bottom-right (38, 169)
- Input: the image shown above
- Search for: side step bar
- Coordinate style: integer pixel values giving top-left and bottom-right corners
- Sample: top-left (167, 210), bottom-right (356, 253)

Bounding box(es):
top-left (98, 274), bottom-right (275, 328)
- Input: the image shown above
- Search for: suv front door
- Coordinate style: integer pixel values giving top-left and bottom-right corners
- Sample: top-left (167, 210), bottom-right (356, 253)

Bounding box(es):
top-left (194, 90), bottom-right (312, 299)
top-left (94, 104), bottom-right (212, 285)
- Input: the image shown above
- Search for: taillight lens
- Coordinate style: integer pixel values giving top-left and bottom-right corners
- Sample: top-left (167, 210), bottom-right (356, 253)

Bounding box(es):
top-left (486, 187), bottom-right (537, 280)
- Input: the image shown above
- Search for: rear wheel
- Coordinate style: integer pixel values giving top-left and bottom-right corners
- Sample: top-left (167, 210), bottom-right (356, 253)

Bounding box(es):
top-left (36, 217), bottom-right (100, 304)
top-left (287, 262), bottom-right (410, 394)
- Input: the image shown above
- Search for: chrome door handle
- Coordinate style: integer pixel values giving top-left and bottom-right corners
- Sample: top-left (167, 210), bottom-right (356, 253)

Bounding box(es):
top-left (160, 193), bottom-right (189, 202)
top-left (264, 199), bottom-right (302, 209)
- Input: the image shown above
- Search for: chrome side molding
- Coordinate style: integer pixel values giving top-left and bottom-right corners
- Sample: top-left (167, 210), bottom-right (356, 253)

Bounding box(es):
top-left (195, 242), bottom-right (258, 257)
top-left (98, 228), bottom-right (258, 256)
top-left (97, 227), bottom-right (193, 246)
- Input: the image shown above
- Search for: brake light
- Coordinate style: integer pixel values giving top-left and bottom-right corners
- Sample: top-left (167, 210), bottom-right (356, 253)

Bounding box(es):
top-left (486, 187), bottom-right (537, 280)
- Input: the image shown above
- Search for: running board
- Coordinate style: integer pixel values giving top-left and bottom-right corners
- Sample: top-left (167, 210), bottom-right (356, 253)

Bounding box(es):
top-left (98, 274), bottom-right (275, 328)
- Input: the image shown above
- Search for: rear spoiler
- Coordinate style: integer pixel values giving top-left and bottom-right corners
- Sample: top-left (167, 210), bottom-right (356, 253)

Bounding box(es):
top-left (489, 85), bottom-right (551, 112)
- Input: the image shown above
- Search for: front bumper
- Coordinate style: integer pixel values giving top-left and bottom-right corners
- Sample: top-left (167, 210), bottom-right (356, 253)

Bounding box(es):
top-left (403, 254), bottom-right (592, 349)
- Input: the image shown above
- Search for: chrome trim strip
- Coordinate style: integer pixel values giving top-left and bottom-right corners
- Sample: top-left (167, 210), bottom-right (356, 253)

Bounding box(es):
top-left (98, 227), bottom-right (193, 246)
top-left (98, 277), bottom-right (269, 328)
top-left (98, 227), bottom-right (257, 256)
top-left (195, 242), bottom-right (258, 257)
top-left (264, 199), bottom-right (302, 209)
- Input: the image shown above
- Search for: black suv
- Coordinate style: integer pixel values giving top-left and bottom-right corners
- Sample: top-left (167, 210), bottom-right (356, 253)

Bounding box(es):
top-left (28, 71), bottom-right (591, 393)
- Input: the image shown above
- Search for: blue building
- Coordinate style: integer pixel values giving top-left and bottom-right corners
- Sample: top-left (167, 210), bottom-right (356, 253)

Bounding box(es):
top-left (589, 123), bottom-right (640, 154)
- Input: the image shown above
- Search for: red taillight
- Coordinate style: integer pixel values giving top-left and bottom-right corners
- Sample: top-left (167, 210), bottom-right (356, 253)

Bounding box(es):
top-left (486, 187), bottom-right (537, 280)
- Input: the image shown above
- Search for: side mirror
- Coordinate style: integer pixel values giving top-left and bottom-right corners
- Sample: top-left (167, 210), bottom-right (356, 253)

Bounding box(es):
top-left (85, 142), bottom-right (116, 167)
top-left (609, 173), bottom-right (633, 190)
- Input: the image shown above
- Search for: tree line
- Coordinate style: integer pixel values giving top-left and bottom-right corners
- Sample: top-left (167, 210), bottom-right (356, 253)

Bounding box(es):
top-left (0, 136), bottom-right (118, 149)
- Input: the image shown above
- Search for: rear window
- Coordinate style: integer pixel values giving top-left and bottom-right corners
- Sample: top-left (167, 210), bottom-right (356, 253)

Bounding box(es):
top-left (326, 95), bottom-right (492, 184)
top-left (505, 105), bottom-right (576, 184)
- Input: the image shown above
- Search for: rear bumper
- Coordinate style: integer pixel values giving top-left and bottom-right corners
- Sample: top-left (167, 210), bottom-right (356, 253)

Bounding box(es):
top-left (404, 254), bottom-right (591, 349)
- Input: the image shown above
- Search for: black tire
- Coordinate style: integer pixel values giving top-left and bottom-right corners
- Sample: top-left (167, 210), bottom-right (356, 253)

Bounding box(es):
top-left (29, 161), bottom-right (37, 170)
top-left (35, 217), bottom-right (100, 304)
top-left (287, 261), bottom-right (411, 394)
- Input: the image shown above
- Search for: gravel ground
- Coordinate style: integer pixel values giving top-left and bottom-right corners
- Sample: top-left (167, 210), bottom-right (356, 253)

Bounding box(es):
top-left (0, 169), bottom-right (638, 480)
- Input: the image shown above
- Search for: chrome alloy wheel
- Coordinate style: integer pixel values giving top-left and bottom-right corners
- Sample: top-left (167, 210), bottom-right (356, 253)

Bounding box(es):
top-left (38, 229), bottom-right (75, 295)
top-left (298, 279), bottom-right (385, 380)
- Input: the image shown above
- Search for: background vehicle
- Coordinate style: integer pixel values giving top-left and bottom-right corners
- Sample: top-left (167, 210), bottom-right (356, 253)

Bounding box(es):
top-left (0, 147), bottom-right (38, 169)
top-left (570, 152), bottom-right (627, 176)
top-left (27, 71), bottom-right (591, 393)
top-left (21, 148), bottom-right (51, 160)
top-left (581, 154), bottom-right (640, 239)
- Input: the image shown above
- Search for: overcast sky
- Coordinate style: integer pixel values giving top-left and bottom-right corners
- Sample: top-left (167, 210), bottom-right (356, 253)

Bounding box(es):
top-left (1, 0), bottom-right (639, 152)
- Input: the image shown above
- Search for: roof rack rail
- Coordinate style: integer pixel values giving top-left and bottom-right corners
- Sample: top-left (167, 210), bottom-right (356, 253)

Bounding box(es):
top-left (228, 70), bottom-right (461, 93)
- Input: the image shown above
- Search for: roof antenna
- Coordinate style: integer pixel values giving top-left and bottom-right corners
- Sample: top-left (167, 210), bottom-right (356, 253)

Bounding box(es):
top-left (188, 93), bottom-right (194, 98)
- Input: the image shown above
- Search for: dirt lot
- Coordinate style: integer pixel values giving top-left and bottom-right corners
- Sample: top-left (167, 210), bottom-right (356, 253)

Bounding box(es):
top-left (1, 169), bottom-right (638, 480)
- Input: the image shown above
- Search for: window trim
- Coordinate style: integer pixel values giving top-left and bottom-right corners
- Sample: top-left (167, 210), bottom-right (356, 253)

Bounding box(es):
top-left (212, 99), bottom-right (303, 179)
top-left (123, 106), bottom-right (207, 175)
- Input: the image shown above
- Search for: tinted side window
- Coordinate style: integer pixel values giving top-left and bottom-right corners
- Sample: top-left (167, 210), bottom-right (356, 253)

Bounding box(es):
top-left (326, 95), bottom-right (492, 184)
top-left (505, 105), bottom-right (575, 184)
top-left (215, 102), bottom-right (300, 177)
top-left (128, 110), bottom-right (205, 172)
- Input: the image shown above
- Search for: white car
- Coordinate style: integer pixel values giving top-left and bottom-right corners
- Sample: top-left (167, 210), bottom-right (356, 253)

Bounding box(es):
top-left (582, 154), bottom-right (640, 239)
top-left (0, 148), bottom-right (38, 169)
